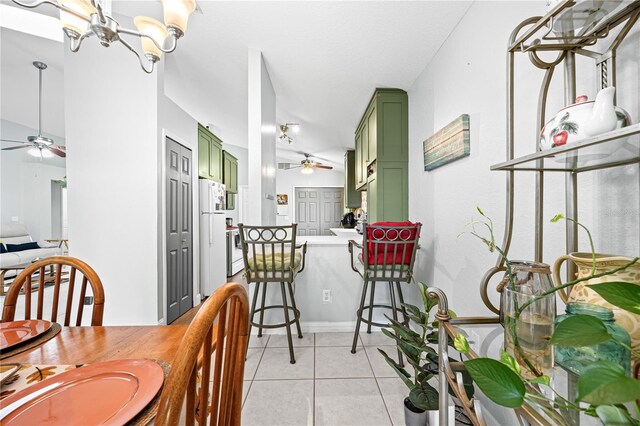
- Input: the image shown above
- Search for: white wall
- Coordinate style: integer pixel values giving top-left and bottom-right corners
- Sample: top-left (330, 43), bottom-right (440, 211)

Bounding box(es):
top-left (247, 50), bottom-right (277, 225)
top-left (1, 120), bottom-right (65, 241)
top-left (64, 35), bottom-right (160, 325)
top-left (275, 168), bottom-right (345, 225)
top-left (406, 1), bottom-right (639, 318)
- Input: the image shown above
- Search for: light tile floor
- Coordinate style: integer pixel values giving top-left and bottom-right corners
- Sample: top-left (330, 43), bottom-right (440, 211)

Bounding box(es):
top-left (242, 331), bottom-right (408, 426)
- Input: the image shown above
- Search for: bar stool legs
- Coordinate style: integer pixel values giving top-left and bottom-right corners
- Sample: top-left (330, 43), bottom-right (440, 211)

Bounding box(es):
top-left (351, 279), bottom-right (409, 367)
top-left (246, 281), bottom-right (303, 364)
top-left (351, 279), bottom-right (369, 354)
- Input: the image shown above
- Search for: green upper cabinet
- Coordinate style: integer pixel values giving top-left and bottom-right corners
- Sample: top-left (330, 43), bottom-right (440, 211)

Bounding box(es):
top-left (198, 123), bottom-right (223, 183)
top-left (223, 150), bottom-right (238, 194)
top-left (344, 150), bottom-right (361, 209)
top-left (355, 89), bottom-right (408, 222)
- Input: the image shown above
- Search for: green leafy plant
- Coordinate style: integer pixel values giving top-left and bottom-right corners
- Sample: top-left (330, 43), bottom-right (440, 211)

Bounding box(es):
top-left (378, 281), bottom-right (473, 411)
top-left (459, 209), bottom-right (640, 425)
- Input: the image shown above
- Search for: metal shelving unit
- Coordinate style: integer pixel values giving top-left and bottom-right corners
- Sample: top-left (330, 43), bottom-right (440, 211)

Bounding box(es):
top-left (479, 0), bottom-right (640, 313)
top-left (431, 2), bottom-right (640, 426)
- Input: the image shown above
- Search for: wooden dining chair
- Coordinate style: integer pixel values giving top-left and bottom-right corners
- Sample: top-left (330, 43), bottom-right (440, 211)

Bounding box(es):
top-left (155, 282), bottom-right (249, 426)
top-left (1, 256), bottom-right (105, 326)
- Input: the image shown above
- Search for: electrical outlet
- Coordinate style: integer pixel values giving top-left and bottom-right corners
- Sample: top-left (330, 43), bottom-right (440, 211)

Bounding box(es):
top-left (84, 296), bottom-right (94, 305)
top-left (322, 289), bottom-right (331, 304)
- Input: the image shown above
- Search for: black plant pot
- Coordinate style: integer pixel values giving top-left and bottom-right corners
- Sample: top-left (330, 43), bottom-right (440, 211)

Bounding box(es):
top-left (404, 397), bottom-right (428, 426)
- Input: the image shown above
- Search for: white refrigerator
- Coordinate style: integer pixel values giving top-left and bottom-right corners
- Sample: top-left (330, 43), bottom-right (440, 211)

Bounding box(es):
top-left (199, 178), bottom-right (227, 297)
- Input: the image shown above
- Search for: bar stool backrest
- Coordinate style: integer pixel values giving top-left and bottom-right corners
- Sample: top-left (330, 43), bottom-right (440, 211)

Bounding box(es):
top-left (362, 222), bottom-right (422, 282)
top-left (238, 224), bottom-right (298, 283)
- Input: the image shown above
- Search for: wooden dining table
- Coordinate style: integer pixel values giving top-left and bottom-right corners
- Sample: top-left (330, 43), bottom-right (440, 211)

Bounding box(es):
top-left (3, 325), bottom-right (189, 365)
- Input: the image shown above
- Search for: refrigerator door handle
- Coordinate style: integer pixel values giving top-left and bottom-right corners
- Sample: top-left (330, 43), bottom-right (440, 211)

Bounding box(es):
top-left (209, 185), bottom-right (214, 244)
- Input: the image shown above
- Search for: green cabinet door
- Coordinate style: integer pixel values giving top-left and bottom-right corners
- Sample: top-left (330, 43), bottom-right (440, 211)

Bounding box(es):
top-left (367, 107), bottom-right (377, 164)
top-left (344, 150), bottom-right (361, 208)
top-left (355, 131), bottom-right (365, 190)
top-left (222, 151), bottom-right (238, 193)
top-left (209, 138), bottom-right (223, 183)
top-left (198, 124), bottom-right (223, 183)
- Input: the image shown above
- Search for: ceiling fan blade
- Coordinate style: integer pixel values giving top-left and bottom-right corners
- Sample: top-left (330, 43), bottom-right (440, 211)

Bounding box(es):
top-left (49, 147), bottom-right (66, 158)
top-left (2, 145), bottom-right (30, 151)
top-left (313, 164), bottom-right (334, 170)
top-left (0, 139), bottom-right (29, 145)
top-left (52, 145), bottom-right (66, 151)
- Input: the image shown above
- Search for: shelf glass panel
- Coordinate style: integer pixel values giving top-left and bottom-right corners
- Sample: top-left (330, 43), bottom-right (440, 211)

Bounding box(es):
top-left (491, 123), bottom-right (640, 172)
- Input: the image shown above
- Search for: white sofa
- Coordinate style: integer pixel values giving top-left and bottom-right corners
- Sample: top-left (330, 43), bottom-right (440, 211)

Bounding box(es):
top-left (0, 224), bottom-right (63, 269)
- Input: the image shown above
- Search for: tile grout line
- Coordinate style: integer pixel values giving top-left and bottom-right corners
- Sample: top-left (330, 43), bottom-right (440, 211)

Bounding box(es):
top-left (312, 332), bottom-right (316, 426)
top-left (362, 343), bottom-right (395, 426)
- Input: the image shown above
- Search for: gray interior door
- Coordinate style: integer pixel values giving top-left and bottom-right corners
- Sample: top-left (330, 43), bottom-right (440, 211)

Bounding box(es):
top-left (320, 188), bottom-right (344, 235)
top-left (296, 187), bottom-right (343, 236)
top-left (295, 188), bottom-right (320, 236)
top-left (166, 137), bottom-right (193, 324)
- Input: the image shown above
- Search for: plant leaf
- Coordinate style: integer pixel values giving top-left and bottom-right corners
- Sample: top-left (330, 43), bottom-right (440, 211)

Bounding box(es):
top-left (588, 282), bottom-right (640, 315)
top-left (454, 334), bottom-right (470, 354)
top-left (464, 358), bottom-right (525, 408)
top-left (577, 361), bottom-right (640, 405)
top-left (476, 205), bottom-right (485, 216)
top-left (527, 375), bottom-right (550, 386)
top-left (594, 405), bottom-right (635, 426)
top-left (409, 380), bottom-right (439, 411)
top-left (550, 314), bottom-right (611, 347)
top-left (500, 351), bottom-right (521, 375)
top-left (378, 348), bottom-right (413, 390)
top-left (550, 213), bottom-right (565, 223)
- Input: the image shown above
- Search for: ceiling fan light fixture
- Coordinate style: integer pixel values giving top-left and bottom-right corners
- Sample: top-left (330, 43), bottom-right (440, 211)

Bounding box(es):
top-left (301, 165), bottom-right (314, 174)
top-left (27, 147), bottom-right (53, 158)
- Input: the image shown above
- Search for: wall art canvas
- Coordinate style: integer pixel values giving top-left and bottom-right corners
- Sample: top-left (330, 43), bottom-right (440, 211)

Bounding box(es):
top-left (423, 114), bottom-right (470, 171)
top-left (277, 194), bottom-right (288, 205)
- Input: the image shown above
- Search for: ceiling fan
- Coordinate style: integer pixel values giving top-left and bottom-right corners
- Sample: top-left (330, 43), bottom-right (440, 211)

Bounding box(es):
top-left (278, 153), bottom-right (333, 174)
top-left (0, 61), bottom-right (66, 159)
top-left (279, 123), bottom-right (299, 144)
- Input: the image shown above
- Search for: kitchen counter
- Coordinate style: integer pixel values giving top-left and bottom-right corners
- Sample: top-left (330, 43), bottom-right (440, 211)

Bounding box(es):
top-left (298, 235), bottom-right (356, 246)
top-left (329, 228), bottom-right (360, 239)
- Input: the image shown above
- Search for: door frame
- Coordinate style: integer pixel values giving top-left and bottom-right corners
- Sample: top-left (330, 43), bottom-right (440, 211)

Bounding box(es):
top-left (159, 128), bottom-right (200, 325)
top-left (291, 186), bottom-right (343, 224)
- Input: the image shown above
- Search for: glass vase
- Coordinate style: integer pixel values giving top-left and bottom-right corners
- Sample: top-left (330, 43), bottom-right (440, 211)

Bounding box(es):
top-left (503, 287), bottom-right (556, 379)
top-left (555, 302), bottom-right (631, 376)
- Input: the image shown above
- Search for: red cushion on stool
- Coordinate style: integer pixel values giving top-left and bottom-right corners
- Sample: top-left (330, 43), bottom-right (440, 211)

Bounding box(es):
top-left (366, 221), bottom-right (421, 266)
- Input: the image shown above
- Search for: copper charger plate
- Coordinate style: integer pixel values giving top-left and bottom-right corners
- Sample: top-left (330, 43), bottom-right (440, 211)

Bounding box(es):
top-left (0, 320), bottom-right (53, 351)
top-left (0, 359), bottom-right (164, 425)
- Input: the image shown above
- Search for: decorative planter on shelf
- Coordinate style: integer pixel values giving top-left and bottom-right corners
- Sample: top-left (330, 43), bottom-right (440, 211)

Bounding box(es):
top-left (555, 302), bottom-right (631, 376)
top-left (539, 87), bottom-right (631, 150)
top-left (553, 252), bottom-right (640, 357)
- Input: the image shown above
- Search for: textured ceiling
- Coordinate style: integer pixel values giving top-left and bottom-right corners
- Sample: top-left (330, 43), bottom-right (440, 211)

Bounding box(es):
top-left (1, 1), bottom-right (473, 167)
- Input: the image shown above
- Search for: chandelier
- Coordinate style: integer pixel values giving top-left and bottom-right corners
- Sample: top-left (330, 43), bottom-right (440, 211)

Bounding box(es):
top-left (11, 0), bottom-right (197, 73)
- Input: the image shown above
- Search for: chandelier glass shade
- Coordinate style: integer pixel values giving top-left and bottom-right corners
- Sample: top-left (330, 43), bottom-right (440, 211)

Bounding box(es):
top-left (12, 0), bottom-right (197, 73)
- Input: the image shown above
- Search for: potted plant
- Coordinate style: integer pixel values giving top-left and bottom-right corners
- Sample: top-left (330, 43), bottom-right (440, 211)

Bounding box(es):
top-left (379, 282), bottom-right (473, 426)
top-left (458, 210), bottom-right (640, 425)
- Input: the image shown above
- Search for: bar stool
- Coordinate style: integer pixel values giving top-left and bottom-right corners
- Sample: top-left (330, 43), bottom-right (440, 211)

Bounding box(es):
top-left (348, 221), bottom-right (421, 366)
top-left (238, 223), bottom-right (307, 364)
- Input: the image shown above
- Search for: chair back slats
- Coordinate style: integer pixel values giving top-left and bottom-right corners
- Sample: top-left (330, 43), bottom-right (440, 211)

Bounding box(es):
top-left (238, 224), bottom-right (298, 283)
top-left (209, 303), bottom-right (227, 425)
top-left (362, 223), bottom-right (422, 282)
top-left (51, 265), bottom-right (63, 321)
top-left (155, 282), bottom-right (249, 426)
top-left (76, 275), bottom-right (89, 325)
top-left (1, 256), bottom-right (105, 326)
top-left (37, 266), bottom-right (45, 318)
top-left (64, 268), bottom-right (77, 326)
